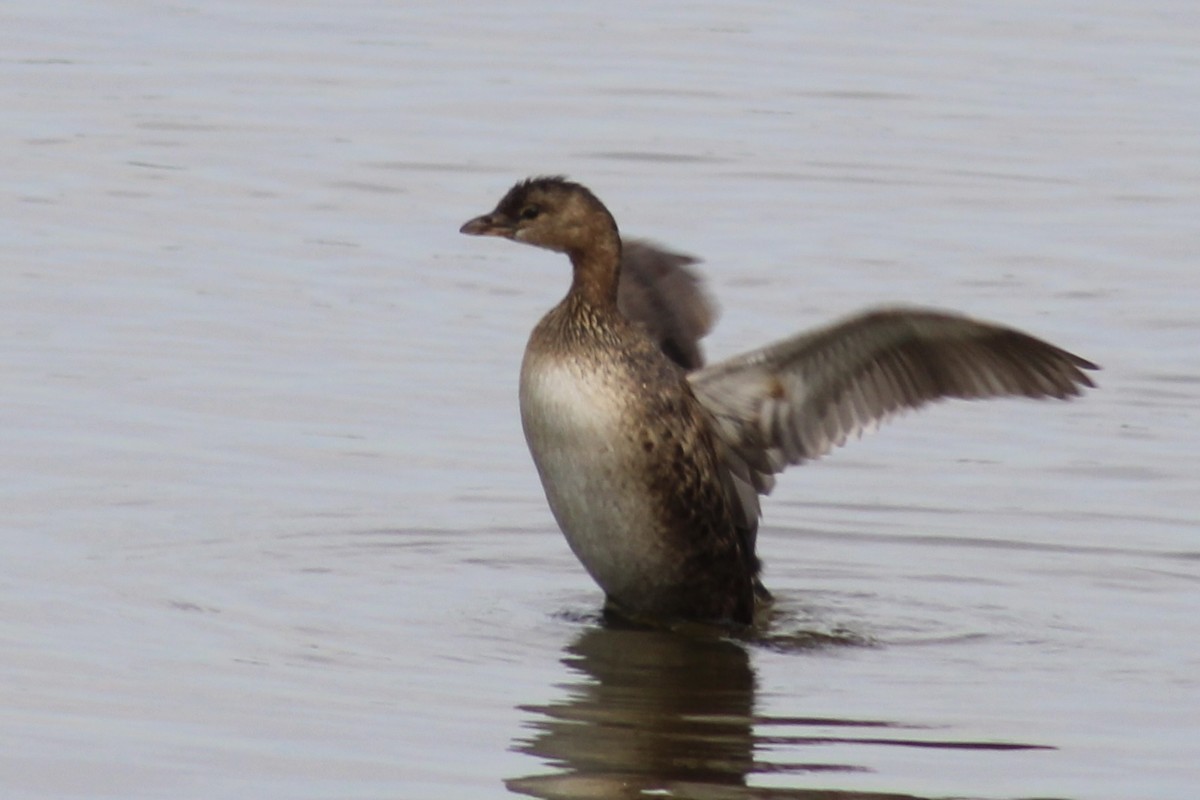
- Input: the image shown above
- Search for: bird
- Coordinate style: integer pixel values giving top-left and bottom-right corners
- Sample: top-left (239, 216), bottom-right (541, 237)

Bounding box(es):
top-left (459, 176), bottom-right (1098, 627)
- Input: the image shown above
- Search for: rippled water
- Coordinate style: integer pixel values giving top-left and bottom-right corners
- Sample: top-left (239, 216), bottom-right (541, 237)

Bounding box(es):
top-left (5, 1), bottom-right (1199, 798)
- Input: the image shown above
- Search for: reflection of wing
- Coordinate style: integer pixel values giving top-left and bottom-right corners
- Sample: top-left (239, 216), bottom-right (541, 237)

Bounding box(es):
top-left (618, 239), bottom-right (716, 371)
top-left (690, 308), bottom-right (1099, 495)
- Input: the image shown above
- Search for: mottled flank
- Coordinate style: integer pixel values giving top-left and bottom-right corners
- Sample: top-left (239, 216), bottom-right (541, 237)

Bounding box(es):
top-left (461, 176), bottom-right (1097, 626)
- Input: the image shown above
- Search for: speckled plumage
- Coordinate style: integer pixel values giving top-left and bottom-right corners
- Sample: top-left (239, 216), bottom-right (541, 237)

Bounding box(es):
top-left (460, 176), bottom-right (1097, 626)
top-left (521, 291), bottom-right (757, 623)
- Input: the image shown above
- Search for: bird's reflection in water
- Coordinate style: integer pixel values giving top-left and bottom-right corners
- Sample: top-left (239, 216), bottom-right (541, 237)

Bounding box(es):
top-left (507, 613), bottom-right (1050, 799)
top-left (507, 614), bottom-right (923, 800)
top-left (510, 616), bottom-right (758, 797)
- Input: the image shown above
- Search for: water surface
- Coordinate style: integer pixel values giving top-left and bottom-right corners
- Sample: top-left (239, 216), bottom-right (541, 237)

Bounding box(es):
top-left (4, 1), bottom-right (1199, 798)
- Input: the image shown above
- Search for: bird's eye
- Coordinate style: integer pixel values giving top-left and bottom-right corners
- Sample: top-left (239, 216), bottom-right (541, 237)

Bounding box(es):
top-left (519, 205), bottom-right (541, 221)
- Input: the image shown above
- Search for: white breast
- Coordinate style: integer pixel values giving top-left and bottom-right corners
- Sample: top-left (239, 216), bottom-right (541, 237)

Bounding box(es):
top-left (519, 356), bottom-right (667, 601)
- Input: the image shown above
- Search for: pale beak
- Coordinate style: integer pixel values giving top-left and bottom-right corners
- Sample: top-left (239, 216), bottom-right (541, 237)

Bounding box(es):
top-left (459, 213), bottom-right (513, 238)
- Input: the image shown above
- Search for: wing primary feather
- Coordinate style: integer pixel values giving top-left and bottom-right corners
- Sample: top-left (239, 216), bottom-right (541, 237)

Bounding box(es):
top-left (687, 307), bottom-right (1097, 493)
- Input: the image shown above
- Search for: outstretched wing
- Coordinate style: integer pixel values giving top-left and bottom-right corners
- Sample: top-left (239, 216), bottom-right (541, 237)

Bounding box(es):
top-left (688, 307), bottom-right (1098, 495)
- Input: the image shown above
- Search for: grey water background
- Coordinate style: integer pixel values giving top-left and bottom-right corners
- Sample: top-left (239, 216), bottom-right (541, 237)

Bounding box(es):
top-left (4, 2), bottom-right (1199, 798)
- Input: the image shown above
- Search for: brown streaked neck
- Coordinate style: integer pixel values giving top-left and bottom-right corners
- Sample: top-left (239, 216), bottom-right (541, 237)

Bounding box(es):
top-left (567, 231), bottom-right (623, 309)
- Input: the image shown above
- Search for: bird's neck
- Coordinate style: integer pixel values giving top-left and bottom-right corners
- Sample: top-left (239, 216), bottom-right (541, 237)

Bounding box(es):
top-left (567, 232), bottom-right (622, 309)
